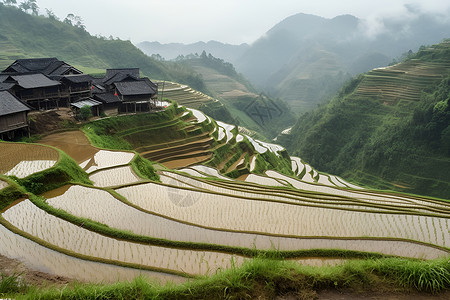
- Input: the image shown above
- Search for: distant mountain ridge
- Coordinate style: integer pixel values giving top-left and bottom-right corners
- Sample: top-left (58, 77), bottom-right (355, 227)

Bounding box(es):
top-left (137, 40), bottom-right (249, 63)
top-left (138, 11), bottom-right (450, 115)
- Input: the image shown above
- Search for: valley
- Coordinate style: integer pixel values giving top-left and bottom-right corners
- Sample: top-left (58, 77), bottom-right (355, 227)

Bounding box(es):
top-left (0, 1), bottom-right (449, 298)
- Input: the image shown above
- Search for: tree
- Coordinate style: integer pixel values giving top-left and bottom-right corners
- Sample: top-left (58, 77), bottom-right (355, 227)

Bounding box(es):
top-left (45, 8), bottom-right (59, 21)
top-left (63, 13), bottom-right (85, 30)
top-left (18, 0), bottom-right (37, 15)
top-left (29, 0), bottom-right (38, 15)
top-left (18, 0), bottom-right (30, 13)
top-left (3, 0), bottom-right (17, 6)
top-left (79, 106), bottom-right (92, 120)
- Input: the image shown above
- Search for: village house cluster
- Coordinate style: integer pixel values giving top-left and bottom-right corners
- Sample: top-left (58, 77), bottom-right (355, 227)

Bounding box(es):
top-left (0, 57), bottom-right (159, 139)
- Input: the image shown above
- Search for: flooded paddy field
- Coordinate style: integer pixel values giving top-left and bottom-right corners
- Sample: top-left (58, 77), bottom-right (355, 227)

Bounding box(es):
top-left (0, 126), bottom-right (448, 285)
top-left (43, 185), bottom-right (447, 259)
top-left (0, 222), bottom-right (184, 284)
top-left (3, 199), bottom-right (247, 276)
top-left (116, 181), bottom-right (449, 249)
top-left (89, 166), bottom-right (141, 187)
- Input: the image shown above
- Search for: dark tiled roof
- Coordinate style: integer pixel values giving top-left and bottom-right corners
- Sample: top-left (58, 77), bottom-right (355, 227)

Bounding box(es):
top-left (2, 58), bottom-right (82, 76)
top-left (9, 74), bottom-right (60, 89)
top-left (61, 74), bottom-right (93, 84)
top-left (0, 82), bottom-right (15, 91)
top-left (103, 72), bottom-right (140, 85)
top-left (105, 68), bottom-right (140, 81)
top-left (0, 91), bottom-right (31, 116)
top-left (114, 80), bottom-right (157, 96)
top-left (93, 93), bottom-right (121, 104)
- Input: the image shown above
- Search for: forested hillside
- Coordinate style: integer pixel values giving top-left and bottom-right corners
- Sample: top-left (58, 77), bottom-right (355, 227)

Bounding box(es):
top-left (0, 3), bottom-right (206, 92)
top-left (284, 41), bottom-right (450, 199)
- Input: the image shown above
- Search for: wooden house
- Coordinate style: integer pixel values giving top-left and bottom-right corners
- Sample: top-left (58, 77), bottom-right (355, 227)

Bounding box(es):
top-left (59, 74), bottom-right (93, 102)
top-left (1, 74), bottom-right (62, 110)
top-left (0, 91), bottom-right (30, 139)
top-left (93, 68), bottom-right (158, 113)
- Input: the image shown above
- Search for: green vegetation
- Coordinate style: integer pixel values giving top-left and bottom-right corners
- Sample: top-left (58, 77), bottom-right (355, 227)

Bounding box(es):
top-left (286, 42), bottom-right (450, 199)
top-left (0, 177), bottom-right (26, 210)
top-left (3, 257), bottom-right (449, 299)
top-left (79, 105), bottom-right (92, 121)
top-left (130, 155), bottom-right (159, 182)
top-left (0, 272), bottom-right (27, 297)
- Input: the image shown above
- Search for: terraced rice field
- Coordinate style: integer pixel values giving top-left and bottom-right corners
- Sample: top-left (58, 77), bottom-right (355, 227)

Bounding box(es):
top-left (0, 222), bottom-right (181, 283)
top-left (89, 166), bottom-right (141, 187)
top-left (0, 143), bottom-right (59, 177)
top-left (352, 51), bottom-right (450, 104)
top-left (84, 150), bottom-right (135, 173)
top-left (157, 81), bottom-right (214, 108)
top-left (3, 199), bottom-right (246, 276)
top-left (116, 178), bottom-right (449, 249)
top-left (1, 105), bottom-right (448, 284)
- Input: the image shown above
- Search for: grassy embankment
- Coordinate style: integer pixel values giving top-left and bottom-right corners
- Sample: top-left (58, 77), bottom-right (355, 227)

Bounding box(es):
top-left (1, 256), bottom-right (449, 299)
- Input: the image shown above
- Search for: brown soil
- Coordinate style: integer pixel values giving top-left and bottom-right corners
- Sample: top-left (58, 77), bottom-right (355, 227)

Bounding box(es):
top-left (28, 108), bottom-right (77, 135)
top-left (38, 130), bottom-right (98, 163)
top-left (0, 254), bottom-right (73, 287)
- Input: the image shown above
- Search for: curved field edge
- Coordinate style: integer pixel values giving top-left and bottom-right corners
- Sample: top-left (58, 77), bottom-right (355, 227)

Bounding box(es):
top-left (27, 188), bottom-right (450, 257)
top-left (0, 142), bottom-right (91, 196)
top-left (162, 170), bottom-right (449, 217)
top-left (5, 257), bottom-right (450, 298)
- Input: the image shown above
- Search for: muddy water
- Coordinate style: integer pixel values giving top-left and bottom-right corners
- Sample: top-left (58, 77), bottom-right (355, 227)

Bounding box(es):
top-left (0, 223), bottom-right (184, 284)
top-left (38, 130), bottom-right (98, 163)
top-left (162, 154), bottom-right (212, 169)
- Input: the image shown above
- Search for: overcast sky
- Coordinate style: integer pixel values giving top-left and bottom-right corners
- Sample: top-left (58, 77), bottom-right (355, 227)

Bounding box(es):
top-left (35, 0), bottom-right (450, 45)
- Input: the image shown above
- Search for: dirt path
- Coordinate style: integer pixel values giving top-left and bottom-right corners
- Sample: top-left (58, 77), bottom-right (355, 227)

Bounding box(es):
top-left (0, 254), bottom-right (72, 287)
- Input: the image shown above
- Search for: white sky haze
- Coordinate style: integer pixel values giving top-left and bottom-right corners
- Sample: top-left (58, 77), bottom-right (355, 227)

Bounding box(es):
top-left (35, 0), bottom-right (450, 44)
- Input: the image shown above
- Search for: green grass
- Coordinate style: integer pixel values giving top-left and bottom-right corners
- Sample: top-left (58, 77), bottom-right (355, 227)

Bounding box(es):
top-left (0, 272), bottom-right (27, 296)
top-left (16, 149), bottom-right (91, 195)
top-left (130, 154), bottom-right (160, 182)
top-left (6, 257), bottom-right (449, 299)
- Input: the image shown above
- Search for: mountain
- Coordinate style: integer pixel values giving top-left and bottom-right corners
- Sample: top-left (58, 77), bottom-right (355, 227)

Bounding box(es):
top-left (137, 40), bottom-right (249, 63)
top-left (176, 51), bottom-right (296, 138)
top-left (282, 41), bottom-right (450, 199)
top-left (234, 11), bottom-right (450, 115)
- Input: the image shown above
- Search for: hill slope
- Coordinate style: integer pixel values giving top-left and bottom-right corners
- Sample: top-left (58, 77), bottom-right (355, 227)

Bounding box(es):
top-left (0, 4), bottom-right (207, 92)
top-left (284, 41), bottom-right (450, 199)
top-left (181, 53), bottom-right (297, 138)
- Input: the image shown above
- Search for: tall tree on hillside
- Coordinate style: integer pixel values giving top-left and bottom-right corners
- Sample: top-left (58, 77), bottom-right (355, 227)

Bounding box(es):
top-left (3, 0), bottom-right (18, 6)
top-left (45, 8), bottom-right (59, 21)
top-left (63, 13), bottom-right (86, 30)
top-left (29, 0), bottom-right (38, 15)
top-left (18, 0), bottom-right (30, 13)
